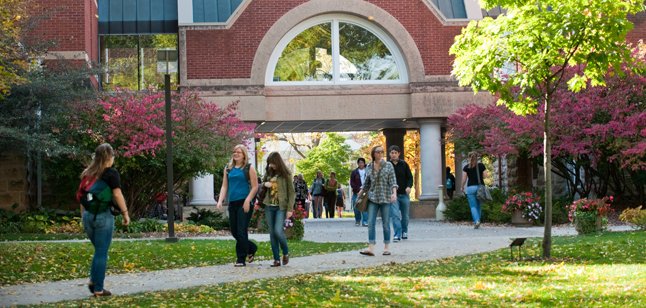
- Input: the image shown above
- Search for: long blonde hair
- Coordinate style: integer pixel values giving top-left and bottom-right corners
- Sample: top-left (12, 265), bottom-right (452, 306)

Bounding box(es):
top-left (468, 152), bottom-right (478, 168)
top-left (80, 143), bottom-right (114, 179)
top-left (227, 144), bottom-right (249, 169)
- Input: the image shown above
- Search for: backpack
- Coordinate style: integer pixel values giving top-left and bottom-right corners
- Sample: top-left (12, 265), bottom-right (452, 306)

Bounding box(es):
top-left (79, 177), bottom-right (114, 220)
top-left (445, 177), bottom-right (454, 190)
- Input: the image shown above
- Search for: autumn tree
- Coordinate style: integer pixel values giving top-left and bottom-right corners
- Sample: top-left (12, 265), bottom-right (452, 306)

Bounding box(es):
top-left (71, 90), bottom-right (254, 217)
top-left (450, 0), bottom-right (644, 258)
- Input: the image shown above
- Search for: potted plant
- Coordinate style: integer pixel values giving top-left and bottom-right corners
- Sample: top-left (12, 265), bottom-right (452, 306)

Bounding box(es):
top-left (502, 192), bottom-right (542, 226)
top-left (284, 202), bottom-right (307, 240)
top-left (568, 196), bottom-right (613, 235)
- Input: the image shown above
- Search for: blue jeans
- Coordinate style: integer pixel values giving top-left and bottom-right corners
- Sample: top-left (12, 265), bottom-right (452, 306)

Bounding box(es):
top-left (265, 206), bottom-right (289, 261)
top-left (397, 194), bottom-right (410, 235)
top-left (390, 202), bottom-right (402, 238)
top-left (465, 185), bottom-right (482, 223)
top-left (367, 201), bottom-right (391, 245)
top-left (351, 193), bottom-right (362, 224)
top-left (83, 210), bottom-right (114, 292)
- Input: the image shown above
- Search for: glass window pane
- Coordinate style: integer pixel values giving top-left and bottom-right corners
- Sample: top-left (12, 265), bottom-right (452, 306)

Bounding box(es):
top-left (101, 34), bottom-right (178, 91)
top-left (274, 23), bottom-right (332, 82)
top-left (338, 22), bottom-right (399, 81)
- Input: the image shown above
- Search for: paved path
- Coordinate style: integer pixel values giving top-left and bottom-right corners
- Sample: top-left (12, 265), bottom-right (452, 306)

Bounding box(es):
top-left (0, 219), bottom-right (627, 306)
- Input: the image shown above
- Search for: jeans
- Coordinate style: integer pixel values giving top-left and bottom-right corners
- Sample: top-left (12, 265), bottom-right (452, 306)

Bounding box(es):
top-left (313, 195), bottom-right (323, 218)
top-left (465, 185), bottom-right (482, 223)
top-left (351, 193), bottom-right (362, 224)
top-left (390, 202), bottom-right (402, 238)
top-left (228, 199), bottom-right (257, 263)
top-left (265, 206), bottom-right (289, 261)
top-left (83, 210), bottom-right (114, 292)
top-left (397, 194), bottom-right (410, 235)
top-left (367, 201), bottom-right (391, 245)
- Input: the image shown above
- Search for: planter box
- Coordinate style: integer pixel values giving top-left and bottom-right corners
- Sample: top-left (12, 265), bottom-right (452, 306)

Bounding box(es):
top-left (511, 210), bottom-right (532, 226)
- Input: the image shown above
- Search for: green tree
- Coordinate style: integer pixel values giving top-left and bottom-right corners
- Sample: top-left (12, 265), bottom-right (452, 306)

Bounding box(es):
top-left (0, 0), bottom-right (32, 100)
top-left (296, 133), bottom-right (352, 184)
top-left (450, 0), bottom-right (644, 258)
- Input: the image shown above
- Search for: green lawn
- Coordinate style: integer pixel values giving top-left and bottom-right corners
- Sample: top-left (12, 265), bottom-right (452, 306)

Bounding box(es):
top-left (40, 231), bottom-right (645, 307)
top-left (0, 240), bottom-right (363, 286)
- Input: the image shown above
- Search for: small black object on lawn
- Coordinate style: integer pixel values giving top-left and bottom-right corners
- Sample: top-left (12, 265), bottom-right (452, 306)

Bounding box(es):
top-left (509, 237), bottom-right (526, 260)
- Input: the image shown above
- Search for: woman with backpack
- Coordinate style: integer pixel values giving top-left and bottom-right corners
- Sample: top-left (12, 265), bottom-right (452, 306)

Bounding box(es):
top-left (76, 143), bottom-right (130, 297)
top-left (217, 144), bottom-right (259, 267)
top-left (261, 152), bottom-right (295, 267)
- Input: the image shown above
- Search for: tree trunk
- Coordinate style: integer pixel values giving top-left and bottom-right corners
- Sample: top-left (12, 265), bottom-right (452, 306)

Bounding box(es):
top-left (542, 96), bottom-right (553, 259)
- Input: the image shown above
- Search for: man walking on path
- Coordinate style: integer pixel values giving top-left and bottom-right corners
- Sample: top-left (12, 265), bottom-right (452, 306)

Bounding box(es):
top-left (388, 145), bottom-right (413, 241)
top-left (350, 158), bottom-right (368, 226)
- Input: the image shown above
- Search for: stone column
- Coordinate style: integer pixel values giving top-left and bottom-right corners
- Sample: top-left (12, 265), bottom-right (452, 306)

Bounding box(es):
top-left (382, 128), bottom-right (406, 156)
top-left (419, 120), bottom-right (443, 200)
top-left (189, 174), bottom-right (216, 206)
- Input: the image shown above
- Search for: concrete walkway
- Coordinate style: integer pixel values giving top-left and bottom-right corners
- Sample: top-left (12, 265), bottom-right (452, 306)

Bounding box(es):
top-left (0, 219), bottom-right (625, 306)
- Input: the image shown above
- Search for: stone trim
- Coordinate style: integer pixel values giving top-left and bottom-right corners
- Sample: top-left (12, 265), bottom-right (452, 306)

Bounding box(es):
top-left (250, 0), bottom-right (425, 85)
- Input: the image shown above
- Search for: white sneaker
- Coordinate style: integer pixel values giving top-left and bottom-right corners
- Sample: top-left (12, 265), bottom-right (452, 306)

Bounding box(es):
top-left (393, 237), bottom-right (401, 242)
top-left (402, 232), bottom-right (408, 239)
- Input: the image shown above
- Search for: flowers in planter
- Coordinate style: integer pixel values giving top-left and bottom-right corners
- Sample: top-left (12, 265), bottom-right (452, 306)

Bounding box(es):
top-left (568, 196), bottom-right (613, 234)
top-left (568, 196), bottom-right (613, 222)
top-left (502, 192), bottom-right (543, 222)
top-left (284, 202), bottom-right (307, 240)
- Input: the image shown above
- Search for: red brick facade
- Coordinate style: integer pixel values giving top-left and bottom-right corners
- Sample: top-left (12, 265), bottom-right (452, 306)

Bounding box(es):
top-left (185, 0), bottom-right (463, 80)
top-left (27, 0), bottom-right (98, 62)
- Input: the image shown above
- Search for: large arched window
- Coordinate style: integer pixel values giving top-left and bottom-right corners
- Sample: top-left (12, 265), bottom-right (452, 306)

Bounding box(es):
top-left (266, 15), bottom-right (408, 85)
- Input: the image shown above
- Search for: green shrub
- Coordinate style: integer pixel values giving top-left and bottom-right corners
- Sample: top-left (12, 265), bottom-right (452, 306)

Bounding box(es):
top-left (115, 216), bottom-right (165, 233)
top-left (482, 202), bottom-right (512, 223)
top-left (619, 206), bottom-right (646, 230)
top-left (0, 206), bottom-right (22, 233)
top-left (250, 207), bottom-right (268, 233)
top-left (551, 197), bottom-right (572, 224)
top-left (186, 206), bottom-right (230, 230)
top-left (444, 196), bottom-right (472, 221)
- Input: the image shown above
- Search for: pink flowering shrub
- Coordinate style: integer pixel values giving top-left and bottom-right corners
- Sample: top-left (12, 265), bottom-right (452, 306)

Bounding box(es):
top-left (568, 196), bottom-right (613, 223)
top-left (75, 89), bottom-right (254, 217)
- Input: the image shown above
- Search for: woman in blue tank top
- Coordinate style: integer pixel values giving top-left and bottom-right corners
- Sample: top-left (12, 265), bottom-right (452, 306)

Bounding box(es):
top-left (217, 144), bottom-right (259, 267)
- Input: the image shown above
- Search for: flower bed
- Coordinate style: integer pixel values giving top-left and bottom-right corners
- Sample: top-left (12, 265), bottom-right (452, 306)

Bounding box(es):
top-left (502, 192), bottom-right (542, 224)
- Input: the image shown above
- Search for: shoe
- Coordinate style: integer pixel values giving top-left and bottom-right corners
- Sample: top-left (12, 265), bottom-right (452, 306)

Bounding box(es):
top-left (282, 255), bottom-right (289, 266)
top-left (383, 251), bottom-right (391, 256)
top-left (359, 250), bottom-right (375, 256)
top-left (393, 237), bottom-right (401, 242)
top-left (362, 223), bottom-right (368, 227)
top-left (247, 253), bottom-right (255, 264)
top-left (270, 260), bottom-right (281, 267)
top-left (234, 262), bottom-right (246, 267)
top-left (88, 283), bottom-right (95, 294)
top-left (355, 222), bottom-right (360, 226)
top-left (93, 290), bottom-right (112, 297)
top-left (474, 221), bottom-right (481, 229)
top-left (402, 232), bottom-right (408, 240)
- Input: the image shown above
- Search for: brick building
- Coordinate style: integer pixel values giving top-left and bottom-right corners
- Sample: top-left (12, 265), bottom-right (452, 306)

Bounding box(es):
top-left (2, 0), bottom-right (644, 213)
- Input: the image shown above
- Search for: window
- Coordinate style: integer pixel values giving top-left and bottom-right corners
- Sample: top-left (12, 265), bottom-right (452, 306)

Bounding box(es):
top-left (267, 15), bottom-right (407, 85)
top-left (100, 34), bottom-right (179, 91)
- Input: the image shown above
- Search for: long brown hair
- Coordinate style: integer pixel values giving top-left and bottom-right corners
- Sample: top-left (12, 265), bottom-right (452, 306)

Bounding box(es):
top-left (265, 152), bottom-right (291, 179)
top-left (468, 152), bottom-right (478, 168)
top-left (81, 143), bottom-right (114, 179)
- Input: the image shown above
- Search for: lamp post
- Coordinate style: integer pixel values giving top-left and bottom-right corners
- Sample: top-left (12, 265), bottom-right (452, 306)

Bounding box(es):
top-left (160, 49), bottom-right (178, 242)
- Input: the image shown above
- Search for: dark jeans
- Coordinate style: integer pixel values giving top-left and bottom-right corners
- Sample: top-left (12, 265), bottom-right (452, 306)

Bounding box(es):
top-left (324, 193), bottom-right (336, 218)
top-left (83, 210), bottom-right (114, 292)
top-left (228, 199), bottom-right (257, 263)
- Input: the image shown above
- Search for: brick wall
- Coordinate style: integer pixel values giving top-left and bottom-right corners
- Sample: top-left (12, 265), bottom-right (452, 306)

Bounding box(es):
top-left (185, 0), bottom-right (463, 79)
top-left (27, 0), bottom-right (97, 61)
top-left (186, 1), bottom-right (646, 80)
top-left (0, 152), bottom-right (29, 212)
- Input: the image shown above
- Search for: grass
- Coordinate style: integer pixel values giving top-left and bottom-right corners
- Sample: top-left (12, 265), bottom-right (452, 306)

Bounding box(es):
top-left (40, 231), bottom-right (646, 307)
top-left (0, 239), bottom-right (363, 286)
top-left (0, 232), bottom-right (151, 241)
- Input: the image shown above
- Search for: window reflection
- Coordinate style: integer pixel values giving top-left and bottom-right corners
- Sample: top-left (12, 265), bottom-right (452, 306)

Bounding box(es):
top-left (274, 23), bottom-right (332, 82)
top-left (100, 34), bottom-right (179, 91)
top-left (339, 22), bottom-right (399, 81)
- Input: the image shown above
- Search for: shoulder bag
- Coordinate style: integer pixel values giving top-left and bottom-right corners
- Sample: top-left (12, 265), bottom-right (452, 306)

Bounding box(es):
top-left (475, 163), bottom-right (492, 201)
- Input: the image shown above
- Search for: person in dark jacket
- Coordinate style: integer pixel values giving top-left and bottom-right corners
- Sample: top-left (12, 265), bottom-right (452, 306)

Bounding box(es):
top-left (350, 158), bottom-right (367, 226)
top-left (388, 145), bottom-right (413, 241)
top-left (446, 167), bottom-right (456, 199)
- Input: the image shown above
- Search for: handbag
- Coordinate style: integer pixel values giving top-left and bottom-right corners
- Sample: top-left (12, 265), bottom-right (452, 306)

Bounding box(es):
top-left (355, 190), bottom-right (369, 212)
top-left (475, 163), bottom-right (493, 201)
